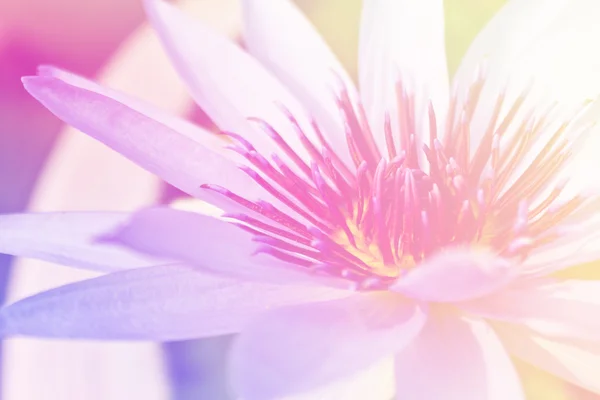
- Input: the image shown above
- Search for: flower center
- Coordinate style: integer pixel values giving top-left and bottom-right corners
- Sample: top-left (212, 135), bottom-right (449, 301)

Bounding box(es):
top-left (202, 75), bottom-right (598, 290)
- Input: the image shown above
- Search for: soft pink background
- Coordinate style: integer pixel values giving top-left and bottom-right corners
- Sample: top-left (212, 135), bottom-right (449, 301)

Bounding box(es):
top-left (0, 0), bottom-right (144, 213)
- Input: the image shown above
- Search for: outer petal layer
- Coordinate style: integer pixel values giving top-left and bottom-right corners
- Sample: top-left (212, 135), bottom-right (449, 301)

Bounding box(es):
top-left (22, 76), bottom-right (265, 207)
top-left (0, 264), bottom-right (347, 341)
top-left (395, 314), bottom-right (524, 400)
top-left (229, 293), bottom-right (426, 400)
top-left (0, 212), bottom-right (163, 272)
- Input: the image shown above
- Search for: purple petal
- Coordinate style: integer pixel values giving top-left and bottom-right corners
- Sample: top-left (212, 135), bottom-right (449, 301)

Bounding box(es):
top-left (144, 0), bottom-right (323, 169)
top-left (21, 75), bottom-right (267, 208)
top-left (460, 279), bottom-right (600, 342)
top-left (229, 292), bottom-right (426, 399)
top-left (390, 247), bottom-right (517, 302)
top-left (107, 207), bottom-right (349, 288)
top-left (0, 212), bottom-right (164, 272)
top-left (37, 65), bottom-right (215, 141)
top-left (0, 264), bottom-right (347, 341)
top-left (395, 314), bottom-right (524, 400)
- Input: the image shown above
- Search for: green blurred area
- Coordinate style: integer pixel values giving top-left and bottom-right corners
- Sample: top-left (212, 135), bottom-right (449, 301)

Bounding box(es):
top-left (299, 0), bottom-right (507, 77)
top-left (444, 0), bottom-right (507, 73)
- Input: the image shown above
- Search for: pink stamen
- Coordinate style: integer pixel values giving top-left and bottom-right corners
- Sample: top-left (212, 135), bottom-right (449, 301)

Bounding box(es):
top-left (201, 69), bottom-right (595, 289)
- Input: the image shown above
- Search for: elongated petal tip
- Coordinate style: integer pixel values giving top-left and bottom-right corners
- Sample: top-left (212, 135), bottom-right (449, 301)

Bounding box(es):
top-left (21, 75), bottom-right (38, 87)
top-left (21, 76), bottom-right (58, 99)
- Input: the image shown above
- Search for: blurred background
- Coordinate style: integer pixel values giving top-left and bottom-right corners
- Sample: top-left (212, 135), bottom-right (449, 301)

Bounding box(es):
top-left (0, 0), bottom-right (597, 399)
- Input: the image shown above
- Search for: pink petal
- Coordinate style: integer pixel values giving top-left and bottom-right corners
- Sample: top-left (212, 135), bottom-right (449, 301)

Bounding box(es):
top-left (106, 207), bottom-right (348, 288)
top-left (460, 279), bottom-right (600, 342)
top-left (0, 264), bottom-right (347, 341)
top-left (395, 314), bottom-right (524, 400)
top-left (497, 324), bottom-right (600, 394)
top-left (22, 76), bottom-right (266, 208)
top-left (358, 0), bottom-right (449, 152)
top-left (390, 247), bottom-right (516, 302)
top-left (144, 0), bottom-right (322, 168)
top-left (241, 0), bottom-right (354, 168)
top-left (229, 292), bottom-right (426, 399)
top-left (0, 212), bottom-right (164, 272)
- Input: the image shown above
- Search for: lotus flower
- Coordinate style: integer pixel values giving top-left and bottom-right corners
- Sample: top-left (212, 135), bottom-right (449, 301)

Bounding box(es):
top-left (2, 0), bottom-right (600, 398)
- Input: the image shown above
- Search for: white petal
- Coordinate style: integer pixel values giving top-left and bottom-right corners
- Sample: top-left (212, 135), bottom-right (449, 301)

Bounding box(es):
top-left (241, 0), bottom-right (354, 169)
top-left (553, 100), bottom-right (600, 199)
top-left (359, 0), bottom-right (449, 153)
top-left (0, 212), bottom-right (164, 272)
top-left (498, 324), bottom-right (600, 394)
top-left (455, 0), bottom-right (569, 95)
top-left (454, 0), bottom-right (566, 154)
top-left (456, 0), bottom-right (600, 158)
top-left (145, 0), bottom-right (323, 168)
top-left (495, 96), bottom-right (600, 210)
top-left (395, 314), bottom-right (524, 400)
top-left (460, 279), bottom-right (600, 342)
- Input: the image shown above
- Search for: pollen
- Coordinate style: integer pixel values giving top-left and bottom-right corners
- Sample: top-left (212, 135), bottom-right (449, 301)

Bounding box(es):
top-left (332, 216), bottom-right (410, 279)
